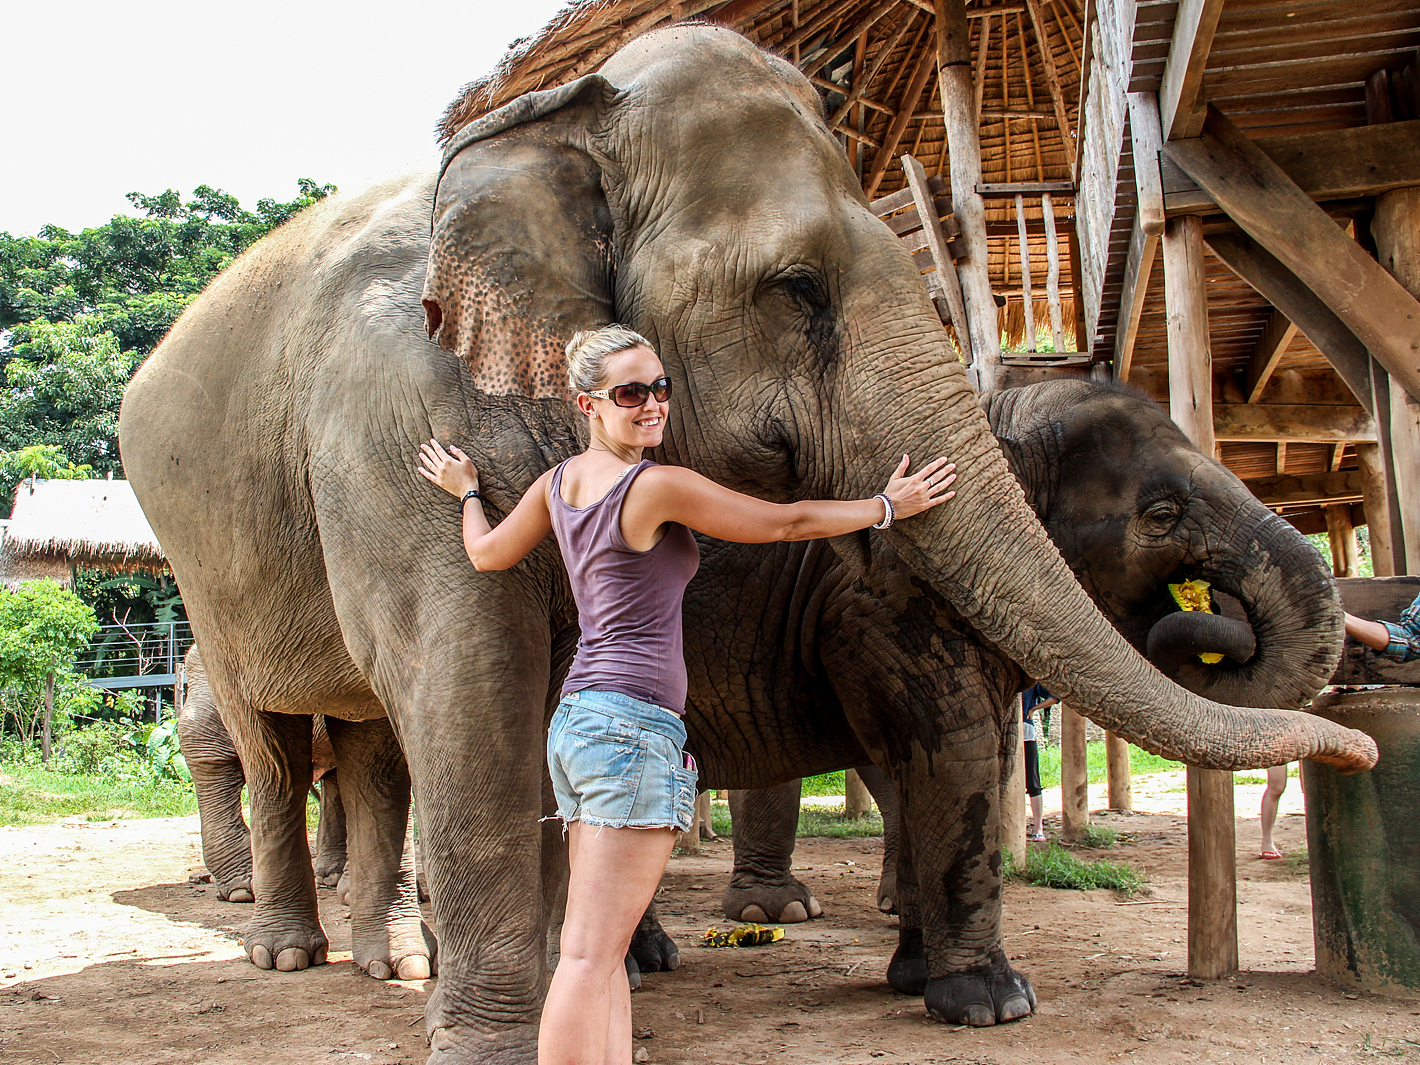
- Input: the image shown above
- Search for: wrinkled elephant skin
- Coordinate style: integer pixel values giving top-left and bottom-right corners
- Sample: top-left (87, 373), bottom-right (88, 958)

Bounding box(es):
top-left (122, 26), bottom-right (1373, 1061)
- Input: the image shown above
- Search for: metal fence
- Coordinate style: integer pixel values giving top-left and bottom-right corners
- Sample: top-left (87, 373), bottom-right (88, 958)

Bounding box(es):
top-left (75, 621), bottom-right (194, 690)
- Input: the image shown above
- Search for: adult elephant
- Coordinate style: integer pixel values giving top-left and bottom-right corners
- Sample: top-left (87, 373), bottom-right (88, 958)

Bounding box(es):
top-left (120, 26), bottom-right (1373, 1062)
top-left (718, 378), bottom-right (1319, 924)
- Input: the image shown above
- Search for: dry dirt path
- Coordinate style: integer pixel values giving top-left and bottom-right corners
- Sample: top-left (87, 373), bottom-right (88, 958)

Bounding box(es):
top-left (0, 783), bottom-right (1414, 1064)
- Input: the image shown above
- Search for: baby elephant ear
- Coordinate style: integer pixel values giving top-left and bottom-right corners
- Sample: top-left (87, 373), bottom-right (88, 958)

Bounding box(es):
top-left (424, 75), bottom-right (620, 401)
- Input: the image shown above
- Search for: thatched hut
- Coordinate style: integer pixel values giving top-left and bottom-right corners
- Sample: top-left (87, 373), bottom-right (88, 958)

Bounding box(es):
top-left (1, 478), bottom-right (167, 589)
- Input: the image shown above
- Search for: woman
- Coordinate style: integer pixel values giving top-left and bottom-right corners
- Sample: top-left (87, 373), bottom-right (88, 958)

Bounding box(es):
top-left (417, 324), bottom-right (955, 1065)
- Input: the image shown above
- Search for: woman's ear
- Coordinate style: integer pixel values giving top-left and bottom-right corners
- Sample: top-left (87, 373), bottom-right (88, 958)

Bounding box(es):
top-left (423, 75), bottom-right (619, 400)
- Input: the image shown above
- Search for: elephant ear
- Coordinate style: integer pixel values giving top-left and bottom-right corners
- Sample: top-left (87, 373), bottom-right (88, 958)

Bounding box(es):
top-left (422, 75), bottom-right (620, 399)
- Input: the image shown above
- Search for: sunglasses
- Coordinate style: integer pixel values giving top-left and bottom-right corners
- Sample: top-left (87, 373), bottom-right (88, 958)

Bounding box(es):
top-left (585, 376), bottom-right (672, 407)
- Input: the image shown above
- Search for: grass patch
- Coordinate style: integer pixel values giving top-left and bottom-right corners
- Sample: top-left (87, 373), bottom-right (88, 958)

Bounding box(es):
top-left (1037, 741), bottom-right (1181, 789)
top-left (802, 772), bottom-right (846, 796)
top-left (1287, 847), bottom-right (1309, 875)
top-left (707, 801), bottom-right (884, 839)
top-left (0, 765), bottom-right (196, 825)
top-left (1070, 824), bottom-right (1118, 849)
top-left (1006, 843), bottom-right (1144, 894)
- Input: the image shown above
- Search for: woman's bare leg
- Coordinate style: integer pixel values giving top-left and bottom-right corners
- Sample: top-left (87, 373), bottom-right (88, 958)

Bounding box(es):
top-left (539, 823), bottom-right (676, 1065)
top-left (1259, 764), bottom-right (1289, 856)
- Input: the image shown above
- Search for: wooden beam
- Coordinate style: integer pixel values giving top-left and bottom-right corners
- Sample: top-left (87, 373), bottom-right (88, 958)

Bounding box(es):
top-left (1163, 121), bottom-right (1420, 215)
top-left (1243, 469), bottom-right (1364, 509)
top-left (1213, 404), bottom-right (1377, 443)
top-left (1166, 108), bottom-right (1420, 406)
top-left (1331, 443), bottom-right (1346, 472)
top-left (828, 9), bottom-right (920, 129)
top-left (864, 41), bottom-right (939, 197)
top-left (1375, 186), bottom-right (1420, 576)
top-left (1016, 194), bottom-right (1038, 351)
top-left (1275, 441), bottom-right (1288, 477)
top-left (1204, 232), bottom-right (1373, 413)
top-left (1244, 308), bottom-right (1299, 404)
top-left (1356, 442), bottom-right (1394, 576)
top-left (1130, 93), bottom-right (1166, 236)
top-left (1164, 215), bottom-right (1215, 454)
top-left (1113, 219), bottom-right (1157, 384)
top-left (974, 13), bottom-right (992, 124)
top-left (975, 181), bottom-right (1076, 196)
top-left (801, 0), bottom-right (902, 76)
top-left (1159, 0), bottom-right (1225, 141)
top-left (936, 0), bottom-right (1002, 387)
top-left (1042, 191), bottom-right (1066, 353)
top-left (1023, 0), bottom-right (1074, 148)
top-left (1371, 364), bottom-right (1409, 574)
top-left (902, 154), bottom-right (972, 357)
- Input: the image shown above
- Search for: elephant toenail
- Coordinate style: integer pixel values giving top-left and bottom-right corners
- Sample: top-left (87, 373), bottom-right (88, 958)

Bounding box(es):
top-left (806, 896), bottom-right (823, 918)
top-left (878, 895), bottom-right (895, 913)
top-left (368, 960), bottom-right (393, 980)
top-left (312, 945), bottom-right (327, 966)
top-left (275, 948), bottom-right (309, 972)
top-left (739, 905), bottom-right (769, 923)
top-left (779, 901), bottom-right (808, 923)
top-left (397, 956), bottom-right (431, 980)
top-left (1000, 995), bottom-right (1033, 1021)
top-left (963, 1004), bottom-right (997, 1027)
top-left (250, 945), bottom-right (273, 969)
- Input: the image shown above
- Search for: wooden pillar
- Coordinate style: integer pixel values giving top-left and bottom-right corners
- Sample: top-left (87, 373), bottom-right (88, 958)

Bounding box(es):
top-left (844, 768), bottom-right (874, 818)
top-left (1374, 187), bottom-right (1420, 575)
top-left (935, 0), bottom-right (1003, 388)
top-left (1187, 767), bottom-right (1239, 978)
top-left (1326, 504), bottom-right (1360, 578)
top-left (1105, 731), bottom-right (1133, 812)
top-left (1059, 702), bottom-right (1089, 842)
top-left (1356, 442), bottom-right (1395, 576)
top-left (1001, 709), bottom-right (1027, 863)
top-left (1164, 210), bottom-right (1237, 979)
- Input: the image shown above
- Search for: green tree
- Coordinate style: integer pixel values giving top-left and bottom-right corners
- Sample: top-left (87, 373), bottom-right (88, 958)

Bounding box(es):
top-left (0, 580), bottom-right (99, 759)
top-left (0, 444), bottom-right (92, 519)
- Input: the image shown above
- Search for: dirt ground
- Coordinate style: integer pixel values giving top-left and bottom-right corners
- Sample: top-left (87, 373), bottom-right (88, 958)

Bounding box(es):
top-left (0, 773), bottom-right (1415, 1064)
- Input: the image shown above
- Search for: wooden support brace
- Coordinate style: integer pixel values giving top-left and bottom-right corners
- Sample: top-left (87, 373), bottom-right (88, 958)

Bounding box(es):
top-left (1001, 712), bottom-right (1027, 864)
top-left (1164, 215), bottom-right (1215, 453)
top-left (902, 154), bottom-right (972, 357)
top-left (1327, 504), bottom-right (1360, 578)
top-left (1245, 308), bottom-right (1299, 404)
top-left (1166, 108), bottom-right (1420, 406)
top-left (1015, 194), bottom-right (1038, 351)
top-left (844, 769), bottom-right (874, 818)
top-left (1159, 0), bottom-right (1225, 140)
top-left (1042, 192), bottom-right (1065, 353)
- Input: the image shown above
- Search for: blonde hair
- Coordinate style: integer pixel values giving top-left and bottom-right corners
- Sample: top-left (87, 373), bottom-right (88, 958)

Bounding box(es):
top-left (565, 325), bottom-right (654, 395)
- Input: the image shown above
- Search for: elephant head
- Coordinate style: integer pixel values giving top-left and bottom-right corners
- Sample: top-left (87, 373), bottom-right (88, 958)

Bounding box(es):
top-left (421, 25), bottom-right (1374, 772)
top-left (986, 380), bottom-right (1335, 710)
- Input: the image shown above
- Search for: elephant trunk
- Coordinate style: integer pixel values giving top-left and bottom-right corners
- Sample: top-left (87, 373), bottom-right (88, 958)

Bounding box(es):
top-left (832, 339), bottom-right (1374, 772)
top-left (1162, 502), bottom-right (1341, 709)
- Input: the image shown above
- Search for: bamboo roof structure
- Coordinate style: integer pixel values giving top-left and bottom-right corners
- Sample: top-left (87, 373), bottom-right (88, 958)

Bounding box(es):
top-left (442, 0), bottom-right (1088, 350)
top-left (2, 479), bottom-right (167, 581)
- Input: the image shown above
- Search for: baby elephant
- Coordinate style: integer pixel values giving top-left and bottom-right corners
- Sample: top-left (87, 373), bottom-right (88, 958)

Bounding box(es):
top-left (177, 646), bottom-right (347, 901)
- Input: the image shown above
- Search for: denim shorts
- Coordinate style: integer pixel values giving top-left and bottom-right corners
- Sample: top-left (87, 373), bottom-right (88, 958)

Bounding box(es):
top-left (547, 689), bottom-right (698, 833)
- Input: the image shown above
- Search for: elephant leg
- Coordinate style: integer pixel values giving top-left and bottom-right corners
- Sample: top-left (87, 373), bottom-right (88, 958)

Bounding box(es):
top-left (323, 716), bottom-right (432, 981)
top-left (179, 709), bottom-right (253, 903)
top-left (722, 780), bottom-right (822, 923)
top-left (627, 897), bottom-right (680, 975)
top-left (886, 814), bottom-right (926, 994)
top-left (313, 770), bottom-right (348, 889)
top-left (223, 708), bottom-right (327, 971)
top-left (857, 764), bottom-right (899, 914)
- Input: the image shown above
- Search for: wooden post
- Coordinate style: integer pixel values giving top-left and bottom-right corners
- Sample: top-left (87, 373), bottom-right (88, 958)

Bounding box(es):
top-left (1373, 186), bottom-right (1420, 575)
top-left (1015, 193), bottom-right (1037, 351)
top-left (1187, 766), bottom-right (1239, 979)
top-left (695, 790), bottom-right (717, 840)
top-left (1059, 701), bottom-right (1089, 842)
top-left (1001, 708), bottom-right (1027, 864)
top-left (1356, 442), bottom-right (1395, 576)
top-left (1326, 504), bottom-right (1360, 578)
top-left (935, 0), bottom-right (1003, 388)
top-left (1041, 191), bottom-right (1066, 352)
top-left (677, 799), bottom-right (702, 854)
top-left (1105, 731), bottom-right (1132, 812)
top-left (844, 768), bottom-right (874, 818)
top-left (40, 670), bottom-right (54, 766)
top-left (1164, 209), bottom-right (1237, 979)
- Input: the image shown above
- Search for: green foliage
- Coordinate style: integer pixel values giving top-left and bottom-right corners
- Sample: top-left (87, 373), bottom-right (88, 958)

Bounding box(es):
top-left (0, 581), bottom-right (98, 744)
top-left (1037, 741), bottom-right (1181, 789)
top-left (706, 800), bottom-right (886, 840)
top-left (0, 444), bottom-right (91, 517)
top-left (0, 759), bottom-right (195, 825)
top-left (1005, 843), bottom-right (1144, 894)
top-left (1071, 823), bottom-right (1118, 848)
top-left (0, 180), bottom-right (334, 486)
top-left (1308, 528), bottom-right (1374, 579)
top-left (802, 771), bottom-right (846, 796)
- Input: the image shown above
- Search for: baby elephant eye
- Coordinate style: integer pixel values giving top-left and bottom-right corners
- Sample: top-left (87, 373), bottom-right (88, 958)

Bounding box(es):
top-left (1142, 500), bottom-right (1183, 530)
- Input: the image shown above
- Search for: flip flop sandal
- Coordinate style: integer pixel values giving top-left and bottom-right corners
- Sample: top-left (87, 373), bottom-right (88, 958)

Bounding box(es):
top-left (1259, 849), bottom-right (1283, 860)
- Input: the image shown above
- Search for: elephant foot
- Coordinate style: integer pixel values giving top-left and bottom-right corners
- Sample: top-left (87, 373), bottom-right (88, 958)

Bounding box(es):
top-left (314, 859), bottom-right (346, 890)
top-left (243, 919), bottom-right (329, 972)
top-left (624, 953), bottom-right (641, 991)
top-left (722, 879), bottom-right (822, 924)
top-left (218, 879), bottom-right (254, 904)
top-left (887, 926), bottom-right (927, 995)
top-left (355, 919), bottom-right (437, 981)
top-left (336, 869), bottom-right (351, 906)
top-left (425, 977), bottom-right (538, 1064)
top-left (628, 911), bottom-right (680, 974)
top-left (923, 953), bottom-right (1036, 1027)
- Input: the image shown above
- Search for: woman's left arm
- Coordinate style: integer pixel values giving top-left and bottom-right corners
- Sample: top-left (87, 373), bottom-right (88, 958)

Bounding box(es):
top-left (636, 455), bottom-right (955, 544)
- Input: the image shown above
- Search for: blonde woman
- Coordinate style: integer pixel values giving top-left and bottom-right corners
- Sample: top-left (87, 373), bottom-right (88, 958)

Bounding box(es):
top-left (418, 324), bottom-right (955, 1065)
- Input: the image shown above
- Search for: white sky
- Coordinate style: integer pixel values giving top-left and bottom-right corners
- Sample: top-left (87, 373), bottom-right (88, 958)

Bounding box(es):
top-left (1, 0), bottom-right (569, 236)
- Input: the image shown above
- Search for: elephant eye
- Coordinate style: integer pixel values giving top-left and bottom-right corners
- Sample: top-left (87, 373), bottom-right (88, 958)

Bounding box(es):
top-left (1141, 499), bottom-right (1183, 534)
top-left (762, 268), bottom-right (829, 315)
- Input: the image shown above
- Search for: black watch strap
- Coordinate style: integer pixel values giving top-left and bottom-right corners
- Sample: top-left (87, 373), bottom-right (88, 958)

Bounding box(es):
top-left (460, 488), bottom-right (482, 511)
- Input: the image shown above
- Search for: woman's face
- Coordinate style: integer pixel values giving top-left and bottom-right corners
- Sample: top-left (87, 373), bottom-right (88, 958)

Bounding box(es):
top-left (587, 345), bottom-right (669, 450)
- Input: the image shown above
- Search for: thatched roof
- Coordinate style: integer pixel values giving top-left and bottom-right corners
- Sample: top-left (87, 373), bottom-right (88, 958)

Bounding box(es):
top-left (3, 479), bottom-right (167, 576)
top-left (439, 0), bottom-right (1086, 349)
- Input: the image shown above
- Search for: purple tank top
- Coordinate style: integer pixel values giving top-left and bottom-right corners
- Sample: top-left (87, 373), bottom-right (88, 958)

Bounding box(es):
top-left (549, 459), bottom-right (700, 712)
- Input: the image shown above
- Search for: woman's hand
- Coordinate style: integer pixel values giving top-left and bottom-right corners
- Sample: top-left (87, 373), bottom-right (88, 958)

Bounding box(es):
top-left (883, 454), bottom-right (956, 519)
top-left (417, 439), bottom-right (480, 498)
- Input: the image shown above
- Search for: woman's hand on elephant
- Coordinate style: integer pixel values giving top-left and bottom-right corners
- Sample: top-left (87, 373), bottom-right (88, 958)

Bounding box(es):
top-left (883, 454), bottom-right (956, 520)
top-left (417, 439), bottom-right (480, 498)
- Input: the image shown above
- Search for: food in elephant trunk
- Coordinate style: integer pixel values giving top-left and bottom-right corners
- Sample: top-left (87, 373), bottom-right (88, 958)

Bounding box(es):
top-left (122, 24), bottom-right (1376, 1058)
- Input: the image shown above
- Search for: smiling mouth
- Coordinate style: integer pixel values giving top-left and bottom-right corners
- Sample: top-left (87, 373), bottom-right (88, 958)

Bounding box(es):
top-left (636, 417), bottom-right (662, 427)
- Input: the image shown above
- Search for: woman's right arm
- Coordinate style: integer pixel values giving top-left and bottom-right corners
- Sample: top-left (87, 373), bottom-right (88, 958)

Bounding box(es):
top-left (417, 440), bottom-right (553, 572)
